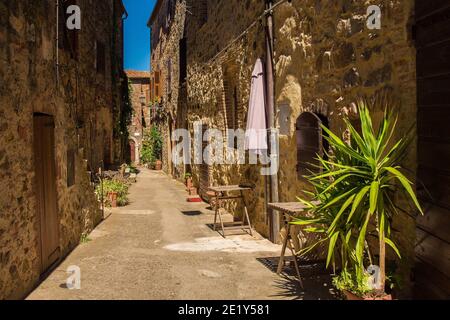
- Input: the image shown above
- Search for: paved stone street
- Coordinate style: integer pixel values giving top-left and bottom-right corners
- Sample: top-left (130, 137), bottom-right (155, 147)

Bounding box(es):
top-left (27, 169), bottom-right (335, 300)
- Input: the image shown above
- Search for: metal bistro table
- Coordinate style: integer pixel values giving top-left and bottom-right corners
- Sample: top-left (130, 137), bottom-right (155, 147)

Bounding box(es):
top-left (268, 201), bottom-right (320, 288)
top-left (209, 185), bottom-right (254, 238)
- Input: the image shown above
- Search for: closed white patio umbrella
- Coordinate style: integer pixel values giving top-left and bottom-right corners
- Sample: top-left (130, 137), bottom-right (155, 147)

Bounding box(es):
top-left (245, 58), bottom-right (268, 155)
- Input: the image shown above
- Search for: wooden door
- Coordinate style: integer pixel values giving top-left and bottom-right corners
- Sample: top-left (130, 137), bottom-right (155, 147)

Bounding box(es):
top-left (415, 1), bottom-right (450, 299)
top-left (33, 114), bottom-right (60, 274)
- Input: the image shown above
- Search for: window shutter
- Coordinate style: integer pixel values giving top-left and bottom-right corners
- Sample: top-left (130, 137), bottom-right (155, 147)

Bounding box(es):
top-left (179, 38), bottom-right (187, 84)
top-left (59, 0), bottom-right (78, 59)
top-left (154, 71), bottom-right (160, 100)
top-left (149, 78), bottom-right (154, 102)
top-left (167, 58), bottom-right (172, 94)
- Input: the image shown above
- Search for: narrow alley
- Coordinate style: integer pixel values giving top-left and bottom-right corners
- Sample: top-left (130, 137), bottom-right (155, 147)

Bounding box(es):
top-left (2, 0), bottom-right (448, 305)
top-left (27, 169), bottom-right (335, 300)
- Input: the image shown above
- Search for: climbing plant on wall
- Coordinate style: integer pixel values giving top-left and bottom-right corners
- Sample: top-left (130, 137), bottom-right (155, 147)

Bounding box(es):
top-left (115, 78), bottom-right (133, 140)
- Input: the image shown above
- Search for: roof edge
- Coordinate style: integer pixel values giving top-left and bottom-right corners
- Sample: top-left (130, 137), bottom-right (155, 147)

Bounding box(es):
top-left (147, 0), bottom-right (163, 27)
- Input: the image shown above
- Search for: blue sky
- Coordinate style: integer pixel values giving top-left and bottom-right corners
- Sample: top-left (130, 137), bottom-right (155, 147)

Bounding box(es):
top-left (123, 0), bottom-right (157, 71)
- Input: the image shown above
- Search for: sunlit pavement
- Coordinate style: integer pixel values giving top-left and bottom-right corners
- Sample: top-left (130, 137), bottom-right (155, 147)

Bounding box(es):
top-left (27, 169), bottom-right (336, 300)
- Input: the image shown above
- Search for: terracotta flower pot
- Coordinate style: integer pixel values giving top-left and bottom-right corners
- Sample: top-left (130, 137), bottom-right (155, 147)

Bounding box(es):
top-left (155, 160), bottom-right (162, 171)
top-left (186, 177), bottom-right (193, 190)
top-left (108, 191), bottom-right (118, 208)
top-left (343, 290), bottom-right (392, 301)
top-left (188, 187), bottom-right (198, 196)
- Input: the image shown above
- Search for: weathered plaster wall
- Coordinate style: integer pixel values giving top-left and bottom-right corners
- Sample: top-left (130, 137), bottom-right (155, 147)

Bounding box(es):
top-left (0, 0), bottom-right (123, 299)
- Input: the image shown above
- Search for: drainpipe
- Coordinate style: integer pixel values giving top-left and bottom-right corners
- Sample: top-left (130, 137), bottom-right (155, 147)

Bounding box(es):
top-left (55, 0), bottom-right (60, 90)
top-left (265, 0), bottom-right (280, 243)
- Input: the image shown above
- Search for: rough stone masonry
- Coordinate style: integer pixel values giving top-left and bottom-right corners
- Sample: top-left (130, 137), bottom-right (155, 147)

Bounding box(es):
top-left (150, 0), bottom-right (418, 298)
top-left (0, 0), bottom-right (126, 299)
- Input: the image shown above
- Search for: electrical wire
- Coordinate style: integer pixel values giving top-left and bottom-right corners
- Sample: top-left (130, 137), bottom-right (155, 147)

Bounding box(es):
top-left (208, 0), bottom-right (290, 64)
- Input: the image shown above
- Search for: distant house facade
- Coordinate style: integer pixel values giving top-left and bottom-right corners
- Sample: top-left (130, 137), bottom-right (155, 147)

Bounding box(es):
top-left (149, 0), bottom-right (450, 299)
top-left (0, 0), bottom-right (127, 299)
top-left (126, 70), bottom-right (151, 164)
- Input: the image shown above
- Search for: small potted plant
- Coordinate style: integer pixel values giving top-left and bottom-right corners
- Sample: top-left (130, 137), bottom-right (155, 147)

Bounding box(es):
top-left (292, 100), bottom-right (423, 300)
top-left (155, 160), bottom-right (162, 171)
top-left (108, 191), bottom-right (118, 208)
top-left (96, 179), bottom-right (130, 208)
top-left (184, 173), bottom-right (193, 189)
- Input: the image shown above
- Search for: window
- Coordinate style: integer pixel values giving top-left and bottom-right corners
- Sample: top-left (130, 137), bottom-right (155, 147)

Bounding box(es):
top-left (67, 149), bottom-right (76, 187)
top-left (296, 112), bottom-right (329, 178)
top-left (223, 66), bottom-right (241, 149)
top-left (59, 0), bottom-right (79, 59)
top-left (223, 66), bottom-right (240, 131)
top-left (167, 58), bottom-right (172, 96)
top-left (179, 38), bottom-right (187, 84)
top-left (149, 78), bottom-right (154, 102)
top-left (96, 40), bottom-right (106, 74)
top-left (154, 71), bottom-right (161, 99)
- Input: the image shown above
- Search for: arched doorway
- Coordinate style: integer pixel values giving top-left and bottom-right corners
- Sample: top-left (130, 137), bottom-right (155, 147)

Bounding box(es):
top-left (295, 112), bottom-right (329, 178)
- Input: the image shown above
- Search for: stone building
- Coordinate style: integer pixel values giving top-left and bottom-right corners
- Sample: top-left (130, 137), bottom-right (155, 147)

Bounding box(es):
top-left (126, 70), bottom-right (151, 165)
top-left (148, 0), bottom-right (188, 176)
top-left (149, 0), bottom-right (449, 298)
top-left (0, 0), bottom-right (127, 299)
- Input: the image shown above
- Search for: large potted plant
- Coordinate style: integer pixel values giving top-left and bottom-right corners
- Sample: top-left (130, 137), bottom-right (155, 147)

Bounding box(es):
top-left (184, 172), bottom-right (193, 189)
top-left (293, 100), bottom-right (423, 300)
top-left (141, 126), bottom-right (163, 170)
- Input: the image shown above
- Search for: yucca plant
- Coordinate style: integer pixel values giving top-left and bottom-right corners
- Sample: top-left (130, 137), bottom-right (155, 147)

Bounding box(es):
top-left (292, 100), bottom-right (423, 295)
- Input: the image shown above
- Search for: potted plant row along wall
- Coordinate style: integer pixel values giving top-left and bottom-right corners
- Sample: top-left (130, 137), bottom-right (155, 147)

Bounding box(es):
top-left (292, 100), bottom-right (423, 300)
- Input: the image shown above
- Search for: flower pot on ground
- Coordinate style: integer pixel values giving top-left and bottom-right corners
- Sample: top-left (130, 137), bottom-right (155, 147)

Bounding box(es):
top-left (141, 126), bottom-right (163, 169)
top-left (96, 179), bottom-right (130, 208)
top-left (292, 99), bottom-right (423, 299)
top-left (186, 178), bottom-right (193, 189)
top-left (184, 173), bottom-right (193, 189)
top-left (108, 191), bottom-right (118, 208)
top-left (155, 160), bottom-right (162, 171)
top-left (188, 187), bottom-right (198, 196)
top-left (343, 291), bottom-right (392, 301)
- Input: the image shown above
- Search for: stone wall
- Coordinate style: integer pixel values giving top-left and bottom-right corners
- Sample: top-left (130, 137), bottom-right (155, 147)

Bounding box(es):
top-left (0, 0), bottom-right (125, 299)
top-left (184, 0), bottom-right (269, 235)
top-left (181, 0), bottom-right (417, 296)
top-left (273, 0), bottom-right (417, 296)
top-left (127, 72), bottom-right (151, 164)
top-left (150, 0), bottom-right (188, 176)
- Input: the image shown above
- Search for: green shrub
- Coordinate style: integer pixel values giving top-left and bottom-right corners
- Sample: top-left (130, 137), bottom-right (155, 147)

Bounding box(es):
top-left (95, 179), bottom-right (130, 207)
top-left (292, 99), bottom-right (423, 294)
top-left (141, 126), bottom-right (163, 166)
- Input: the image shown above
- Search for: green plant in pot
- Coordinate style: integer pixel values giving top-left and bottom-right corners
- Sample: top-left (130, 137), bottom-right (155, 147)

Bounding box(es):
top-left (141, 126), bottom-right (163, 169)
top-left (184, 172), bottom-right (193, 189)
top-left (292, 100), bottom-right (423, 300)
top-left (95, 179), bottom-right (130, 207)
